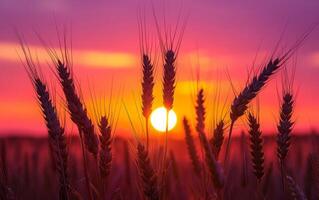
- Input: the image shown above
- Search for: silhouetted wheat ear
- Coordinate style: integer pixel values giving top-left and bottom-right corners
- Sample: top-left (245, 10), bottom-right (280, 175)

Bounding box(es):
top-left (286, 175), bottom-right (307, 200)
top-left (277, 93), bottom-right (294, 161)
top-left (199, 131), bottom-right (224, 190)
top-left (21, 44), bottom-right (72, 199)
top-left (210, 120), bottom-right (225, 160)
top-left (225, 58), bottom-right (283, 163)
top-left (194, 88), bottom-right (224, 189)
top-left (247, 113), bottom-right (264, 181)
top-left (56, 60), bottom-right (99, 156)
top-left (136, 143), bottom-right (160, 200)
top-left (142, 54), bottom-right (155, 118)
top-left (197, 122), bottom-right (224, 190)
top-left (163, 49), bottom-right (176, 111)
top-left (183, 117), bottom-right (201, 176)
top-left (230, 58), bottom-right (281, 122)
top-left (98, 116), bottom-right (112, 180)
top-left (276, 92), bottom-right (294, 190)
top-left (196, 89), bottom-right (206, 136)
top-left (33, 78), bottom-right (70, 200)
top-left (141, 54), bottom-right (154, 149)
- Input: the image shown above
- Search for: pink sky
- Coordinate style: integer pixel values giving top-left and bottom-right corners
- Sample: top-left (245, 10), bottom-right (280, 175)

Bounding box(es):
top-left (0, 0), bottom-right (319, 137)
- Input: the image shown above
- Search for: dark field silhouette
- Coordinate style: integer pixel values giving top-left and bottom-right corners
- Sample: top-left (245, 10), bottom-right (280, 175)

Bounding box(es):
top-left (1, 134), bottom-right (318, 200)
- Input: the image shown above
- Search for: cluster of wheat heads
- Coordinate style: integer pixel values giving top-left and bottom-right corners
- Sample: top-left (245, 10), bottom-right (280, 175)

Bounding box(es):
top-left (17, 35), bottom-right (116, 200)
top-left (134, 14), bottom-right (188, 200)
top-left (4, 23), bottom-right (315, 200)
top-left (178, 34), bottom-right (313, 198)
top-left (13, 23), bottom-right (180, 199)
top-left (20, 41), bottom-right (80, 200)
top-left (179, 69), bottom-right (307, 199)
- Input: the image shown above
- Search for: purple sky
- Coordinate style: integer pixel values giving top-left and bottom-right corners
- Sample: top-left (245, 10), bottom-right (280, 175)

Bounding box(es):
top-left (0, 0), bottom-right (319, 136)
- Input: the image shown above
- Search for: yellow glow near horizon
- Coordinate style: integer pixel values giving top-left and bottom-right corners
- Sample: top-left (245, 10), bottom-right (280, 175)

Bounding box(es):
top-left (150, 107), bottom-right (177, 132)
top-left (0, 42), bottom-right (136, 68)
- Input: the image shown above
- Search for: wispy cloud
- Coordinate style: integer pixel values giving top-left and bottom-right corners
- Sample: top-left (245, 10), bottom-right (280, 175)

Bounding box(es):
top-left (180, 52), bottom-right (223, 68)
top-left (177, 80), bottom-right (233, 95)
top-left (0, 42), bottom-right (137, 68)
top-left (310, 52), bottom-right (319, 67)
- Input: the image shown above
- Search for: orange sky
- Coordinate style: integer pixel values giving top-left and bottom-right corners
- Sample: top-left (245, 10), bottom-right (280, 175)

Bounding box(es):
top-left (1, 0), bottom-right (319, 138)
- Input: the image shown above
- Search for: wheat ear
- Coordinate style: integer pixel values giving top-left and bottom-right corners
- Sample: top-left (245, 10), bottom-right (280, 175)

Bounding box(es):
top-left (56, 60), bottom-right (99, 156)
top-left (35, 79), bottom-right (70, 200)
top-left (210, 120), bottom-right (225, 160)
top-left (141, 54), bottom-right (155, 149)
top-left (163, 49), bottom-right (176, 111)
top-left (21, 44), bottom-right (71, 200)
top-left (195, 89), bottom-right (224, 190)
top-left (162, 49), bottom-right (177, 166)
top-left (195, 89), bottom-right (206, 137)
top-left (183, 117), bottom-right (201, 176)
top-left (199, 128), bottom-right (225, 191)
top-left (277, 92), bottom-right (294, 190)
top-left (136, 143), bottom-right (160, 200)
top-left (48, 44), bottom-right (96, 200)
top-left (225, 57), bottom-right (285, 163)
top-left (98, 116), bottom-right (112, 196)
top-left (247, 113), bottom-right (265, 182)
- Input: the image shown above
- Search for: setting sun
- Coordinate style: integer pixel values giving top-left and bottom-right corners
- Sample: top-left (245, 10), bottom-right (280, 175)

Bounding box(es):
top-left (150, 107), bottom-right (177, 132)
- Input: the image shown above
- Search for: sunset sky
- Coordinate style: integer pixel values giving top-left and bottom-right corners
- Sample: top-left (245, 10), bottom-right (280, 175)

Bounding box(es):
top-left (0, 0), bottom-right (319, 138)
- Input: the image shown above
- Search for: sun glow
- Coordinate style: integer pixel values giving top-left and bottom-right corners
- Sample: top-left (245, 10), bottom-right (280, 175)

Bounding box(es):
top-left (150, 107), bottom-right (177, 132)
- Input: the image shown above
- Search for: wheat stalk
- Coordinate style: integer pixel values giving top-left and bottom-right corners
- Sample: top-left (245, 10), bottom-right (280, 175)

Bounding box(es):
top-left (286, 175), bottom-right (307, 200)
top-left (35, 79), bottom-right (70, 200)
top-left (48, 46), bottom-right (96, 200)
top-left (21, 44), bottom-right (71, 200)
top-left (98, 116), bottom-right (112, 196)
top-left (247, 113), bottom-right (265, 182)
top-left (277, 92), bottom-right (294, 190)
top-left (240, 131), bottom-right (248, 188)
top-left (162, 49), bottom-right (176, 111)
top-left (183, 117), bottom-right (201, 176)
top-left (98, 116), bottom-right (112, 179)
top-left (161, 48), bottom-right (177, 171)
top-left (141, 54), bottom-right (155, 149)
top-left (195, 89), bottom-right (224, 192)
top-left (136, 143), bottom-right (160, 200)
top-left (199, 128), bottom-right (225, 191)
top-left (277, 92), bottom-right (294, 161)
top-left (195, 89), bottom-right (206, 137)
top-left (210, 120), bottom-right (225, 160)
top-left (225, 57), bottom-right (285, 163)
top-left (55, 60), bottom-right (99, 156)
top-left (225, 29), bottom-right (310, 161)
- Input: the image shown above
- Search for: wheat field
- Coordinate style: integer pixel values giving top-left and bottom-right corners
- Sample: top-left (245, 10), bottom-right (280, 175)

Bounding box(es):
top-left (1, 2), bottom-right (319, 200)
